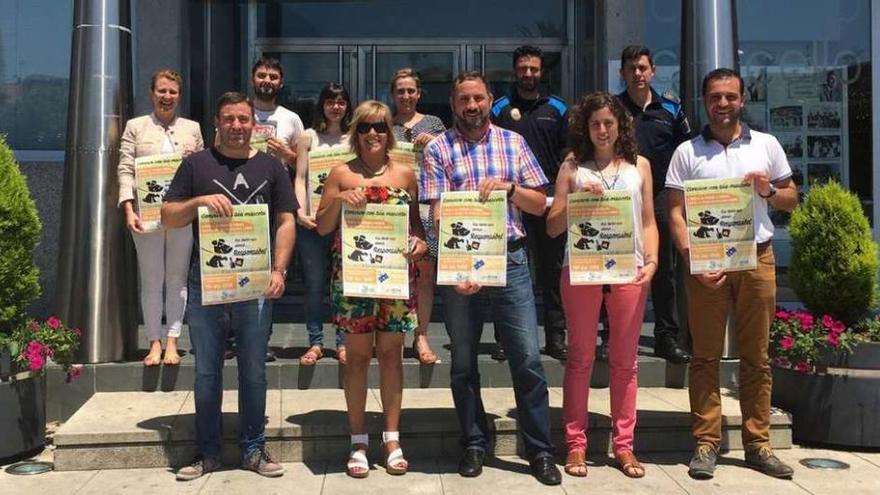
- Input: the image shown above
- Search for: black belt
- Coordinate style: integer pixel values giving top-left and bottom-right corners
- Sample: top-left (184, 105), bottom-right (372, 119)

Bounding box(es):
top-left (508, 238), bottom-right (525, 251)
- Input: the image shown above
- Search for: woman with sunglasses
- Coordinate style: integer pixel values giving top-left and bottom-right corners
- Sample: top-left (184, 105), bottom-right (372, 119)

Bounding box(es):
top-left (390, 68), bottom-right (445, 365)
top-left (293, 83), bottom-right (353, 365)
top-left (316, 100), bottom-right (427, 478)
top-left (546, 92), bottom-right (658, 479)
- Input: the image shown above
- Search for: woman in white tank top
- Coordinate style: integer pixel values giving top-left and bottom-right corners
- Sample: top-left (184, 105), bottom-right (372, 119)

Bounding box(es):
top-left (546, 92), bottom-right (659, 479)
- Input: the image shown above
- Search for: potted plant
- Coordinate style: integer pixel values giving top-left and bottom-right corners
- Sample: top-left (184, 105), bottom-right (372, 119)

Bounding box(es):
top-left (769, 181), bottom-right (880, 447)
top-left (0, 134), bottom-right (80, 461)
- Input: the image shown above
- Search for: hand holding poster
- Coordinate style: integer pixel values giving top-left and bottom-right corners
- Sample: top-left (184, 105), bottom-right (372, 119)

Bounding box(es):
top-left (307, 145), bottom-right (356, 215)
top-left (341, 203), bottom-right (410, 299)
top-left (198, 204), bottom-right (271, 305)
top-left (134, 153), bottom-right (183, 232)
top-left (437, 191), bottom-right (507, 286)
top-left (251, 121), bottom-right (277, 153)
top-left (684, 177), bottom-right (757, 274)
top-left (566, 190), bottom-right (637, 284)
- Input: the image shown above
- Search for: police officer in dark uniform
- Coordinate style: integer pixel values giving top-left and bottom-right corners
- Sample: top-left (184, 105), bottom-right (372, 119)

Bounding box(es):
top-left (491, 45), bottom-right (569, 361)
top-left (616, 44), bottom-right (692, 364)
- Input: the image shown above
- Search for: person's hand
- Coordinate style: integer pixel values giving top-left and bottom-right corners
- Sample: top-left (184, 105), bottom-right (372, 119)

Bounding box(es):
top-left (124, 205), bottom-right (146, 234)
top-left (454, 280), bottom-right (482, 295)
top-left (580, 181), bottom-right (604, 195)
top-left (743, 171), bottom-right (772, 197)
top-left (632, 261), bottom-right (657, 286)
top-left (199, 194), bottom-right (234, 216)
top-left (336, 189), bottom-right (367, 208)
top-left (477, 178), bottom-right (512, 202)
top-left (413, 133), bottom-right (434, 148)
top-left (263, 270), bottom-right (286, 299)
top-left (695, 271), bottom-right (726, 289)
top-left (296, 208), bottom-right (317, 229)
top-left (407, 236), bottom-right (428, 261)
top-left (180, 146), bottom-right (196, 158)
top-left (266, 137), bottom-right (297, 164)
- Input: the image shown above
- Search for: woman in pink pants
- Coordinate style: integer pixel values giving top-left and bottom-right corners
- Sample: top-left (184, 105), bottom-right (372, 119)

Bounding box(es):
top-left (546, 92), bottom-right (659, 479)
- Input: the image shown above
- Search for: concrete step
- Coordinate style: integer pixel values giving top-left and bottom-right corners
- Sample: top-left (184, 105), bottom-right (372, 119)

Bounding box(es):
top-left (53, 387), bottom-right (792, 471)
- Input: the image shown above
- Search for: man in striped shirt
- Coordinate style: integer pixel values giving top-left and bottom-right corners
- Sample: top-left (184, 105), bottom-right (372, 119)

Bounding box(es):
top-left (420, 71), bottom-right (561, 486)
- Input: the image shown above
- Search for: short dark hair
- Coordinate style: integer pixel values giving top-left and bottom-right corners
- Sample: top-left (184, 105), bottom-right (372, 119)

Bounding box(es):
top-left (701, 68), bottom-right (744, 97)
top-left (620, 45), bottom-right (654, 70)
top-left (251, 56), bottom-right (284, 79)
top-left (214, 91), bottom-right (253, 118)
top-left (512, 45), bottom-right (543, 69)
top-left (451, 71), bottom-right (490, 96)
top-left (313, 82), bottom-right (353, 133)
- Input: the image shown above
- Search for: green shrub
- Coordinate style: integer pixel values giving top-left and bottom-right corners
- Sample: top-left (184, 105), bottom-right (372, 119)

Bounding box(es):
top-left (788, 181), bottom-right (878, 324)
top-left (0, 134), bottom-right (41, 335)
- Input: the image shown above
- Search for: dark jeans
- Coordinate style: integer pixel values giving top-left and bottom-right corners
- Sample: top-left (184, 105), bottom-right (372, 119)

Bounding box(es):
top-left (523, 212), bottom-right (567, 348)
top-left (296, 225), bottom-right (343, 348)
top-left (187, 263), bottom-right (273, 460)
top-left (651, 189), bottom-right (681, 341)
top-left (443, 246), bottom-right (554, 459)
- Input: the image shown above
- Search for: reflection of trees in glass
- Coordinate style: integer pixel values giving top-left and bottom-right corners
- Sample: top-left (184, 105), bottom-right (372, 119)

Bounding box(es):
top-left (516, 20), bottom-right (564, 38)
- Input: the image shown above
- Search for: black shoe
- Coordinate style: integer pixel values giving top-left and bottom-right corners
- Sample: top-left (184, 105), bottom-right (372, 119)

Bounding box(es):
top-left (490, 345), bottom-right (507, 361)
top-left (688, 444), bottom-right (718, 480)
top-left (545, 344), bottom-right (568, 361)
top-left (596, 340), bottom-right (609, 362)
top-left (654, 336), bottom-right (691, 364)
top-left (458, 448), bottom-right (485, 477)
top-left (744, 446), bottom-right (794, 479)
top-left (529, 456), bottom-right (562, 486)
top-left (265, 349), bottom-right (277, 362)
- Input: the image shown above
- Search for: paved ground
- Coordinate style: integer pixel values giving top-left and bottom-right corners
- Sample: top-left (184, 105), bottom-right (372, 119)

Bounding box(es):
top-left (2, 447), bottom-right (878, 494)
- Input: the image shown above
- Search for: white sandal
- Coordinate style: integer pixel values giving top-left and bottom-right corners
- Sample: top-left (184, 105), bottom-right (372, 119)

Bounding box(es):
top-left (382, 431), bottom-right (408, 475)
top-left (347, 434), bottom-right (370, 478)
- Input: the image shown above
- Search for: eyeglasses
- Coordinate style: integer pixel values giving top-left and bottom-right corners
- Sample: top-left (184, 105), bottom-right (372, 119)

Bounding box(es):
top-left (356, 121), bottom-right (389, 134)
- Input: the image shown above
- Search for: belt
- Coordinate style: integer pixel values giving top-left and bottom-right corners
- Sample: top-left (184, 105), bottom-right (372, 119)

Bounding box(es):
top-left (757, 240), bottom-right (772, 251)
top-left (508, 238), bottom-right (525, 251)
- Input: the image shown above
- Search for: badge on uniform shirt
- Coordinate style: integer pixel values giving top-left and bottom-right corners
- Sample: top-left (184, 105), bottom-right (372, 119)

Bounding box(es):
top-left (510, 108), bottom-right (522, 121)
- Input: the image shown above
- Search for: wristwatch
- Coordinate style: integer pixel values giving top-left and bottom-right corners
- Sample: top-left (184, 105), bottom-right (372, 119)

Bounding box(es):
top-left (759, 183), bottom-right (777, 199)
top-left (507, 182), bottom-right (516, 198)
top-left (273, 268), bottom-right (288, 278)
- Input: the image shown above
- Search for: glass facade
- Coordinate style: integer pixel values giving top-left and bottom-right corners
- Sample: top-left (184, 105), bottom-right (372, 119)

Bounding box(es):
top-left (0, 0), bottom-right (73, 150)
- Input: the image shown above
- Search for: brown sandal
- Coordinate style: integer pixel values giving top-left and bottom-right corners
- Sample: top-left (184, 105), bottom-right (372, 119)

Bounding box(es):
top-left (615, 450), bottom-right (645, 478)
top-left (564, 450), bottom-right (588, 477)
top-left (412, 338), bottom-right (438, 365)
top-left (299, 345), bottom-right (323, 366)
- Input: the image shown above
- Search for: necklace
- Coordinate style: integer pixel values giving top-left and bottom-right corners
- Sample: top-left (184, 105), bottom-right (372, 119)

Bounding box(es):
top-left (356, 158), bottom-right (389, 178)
top-left (591, 159), bottom-right (620, 190)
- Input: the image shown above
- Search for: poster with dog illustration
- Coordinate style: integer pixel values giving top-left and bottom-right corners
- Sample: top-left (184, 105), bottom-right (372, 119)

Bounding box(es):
top-left (437, 190), bottom-right (507, 286)
top-left (684, 177), bottom-right (756, 274)
top-left (566, 190), bottom-right (637, 285)
top-left (134, 153), bottom-right (183, 232)
top-left (251, 121), bottom-right (277, 153)
top-left (341, 203), bottom-right (410, 299)
top-left (388, 142), bottom-right (423, 179)
top-left (307, 145), bottom-right (356, 215)
top-left (197, 204), bottom-right (271, 305)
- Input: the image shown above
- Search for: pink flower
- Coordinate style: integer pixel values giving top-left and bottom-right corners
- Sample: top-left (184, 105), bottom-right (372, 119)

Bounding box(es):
top-left (26, 341), bottom-right (44, 355)
top-left (28, 354), bottom-right (45, 371)
top-left (775, 309), bottom-right (791, 320)
top-left (47, 316), bottom-right (61, 329)
top-left (821, 315), bottom-right (834, 329)
top-left (827, 333), bottom-right (840, 347)
top-left (774, 357), bottom-right (791, 368)
top-left (65, 365), bottom-right (82, 383)
top-left (780, 336), bottom-right (795, 350)
top-left (831, 321), bottom-right (846, 335)
top-left (795, 313), bottom-right (814, 330)
top-left (795, 361), bottom-right (812, 373)
top-left (29, 321), bottom-right (40, 332)
top-left (74, 328), bottom-right (82, 337)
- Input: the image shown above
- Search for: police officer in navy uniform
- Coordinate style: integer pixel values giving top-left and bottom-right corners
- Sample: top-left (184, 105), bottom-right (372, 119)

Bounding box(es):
top-left (491, 45), bottom-right (569, 361)
top-left (616, 44), bottom-right (692, 364)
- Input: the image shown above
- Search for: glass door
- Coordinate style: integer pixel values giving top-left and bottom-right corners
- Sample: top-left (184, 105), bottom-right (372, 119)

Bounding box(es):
top-left (373, 46), bottom-right (460, 125)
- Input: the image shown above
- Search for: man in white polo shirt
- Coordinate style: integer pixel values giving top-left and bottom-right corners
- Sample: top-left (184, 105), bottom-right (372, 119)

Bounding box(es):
top-left (665, 68), bottom-right (798, 481)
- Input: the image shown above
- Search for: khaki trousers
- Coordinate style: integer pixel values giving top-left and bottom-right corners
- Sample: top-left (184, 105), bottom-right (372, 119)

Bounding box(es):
top-left (685, 245), bottom-right (776, 451)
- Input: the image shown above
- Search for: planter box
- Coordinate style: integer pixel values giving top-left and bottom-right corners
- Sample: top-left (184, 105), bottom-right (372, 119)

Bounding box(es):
top-left (0, 371), bottom-right (46, 462)
top-left (820, 342), bottom-right (880, 370)
top-left (772, 364), bottom-right (880, 448)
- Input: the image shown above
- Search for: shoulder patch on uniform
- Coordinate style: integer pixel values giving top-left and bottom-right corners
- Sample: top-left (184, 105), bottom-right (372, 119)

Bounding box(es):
top-left (548, 95), bottom-right (568, 115)
top-left (661, 91), bottom-right (680, 104)
top-left (491, 96), bottom-right (511, 117)
top-left (660, 92), bottom-right (682, 117)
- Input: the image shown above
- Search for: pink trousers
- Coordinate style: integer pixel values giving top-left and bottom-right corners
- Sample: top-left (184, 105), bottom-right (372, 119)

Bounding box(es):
top-left (561, 270), bottom-right (648, 454)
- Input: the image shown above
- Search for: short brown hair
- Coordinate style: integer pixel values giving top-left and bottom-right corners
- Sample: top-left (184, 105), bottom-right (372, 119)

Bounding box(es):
top-left (451, 71), bottom-right (490, 97)
top-left (151, 69), bottom-right (183, 92)
top-left (349, 100), bottom-right (396, 157)
top-left (390, 68), bottom-right (421, 94)
top-left (214, 91), bottom-right (254, 118)
top-left (568, 92), bottom-right (638, 164)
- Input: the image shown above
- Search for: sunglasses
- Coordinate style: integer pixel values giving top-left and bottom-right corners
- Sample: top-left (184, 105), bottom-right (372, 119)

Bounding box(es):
top-left (356, 121), bottom-right (389, 134)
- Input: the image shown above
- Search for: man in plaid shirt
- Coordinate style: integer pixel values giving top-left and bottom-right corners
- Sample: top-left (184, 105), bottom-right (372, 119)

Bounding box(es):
top-left (420, 71), bottom-right (561, 486)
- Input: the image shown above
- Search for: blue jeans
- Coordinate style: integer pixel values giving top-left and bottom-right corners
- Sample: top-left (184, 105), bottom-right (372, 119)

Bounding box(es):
top-left (296, 225), bottom-right (342, 348)
top-left (443, 246), bottom-right (554, 459)
top-left (187, 262), bottom-right (273, 460)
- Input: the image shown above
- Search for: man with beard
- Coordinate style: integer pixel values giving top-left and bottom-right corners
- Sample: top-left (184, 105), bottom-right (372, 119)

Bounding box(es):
top-left (490, 45), bottom-right (569, 362)
top-left (420, 72), bottom-right (561, 486)
top-left (617, 45), bottom-right (692, 364)
top-left (251, 57), bottom-right (304, 168)
top-left (666, 69), bottom-right (797, 480)
top-left (162, 92), bottom-right (296, 481)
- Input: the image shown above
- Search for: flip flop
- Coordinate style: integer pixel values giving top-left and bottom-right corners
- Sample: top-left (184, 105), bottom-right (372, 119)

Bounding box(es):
top-left (412, 339), bottom-right (438, 365)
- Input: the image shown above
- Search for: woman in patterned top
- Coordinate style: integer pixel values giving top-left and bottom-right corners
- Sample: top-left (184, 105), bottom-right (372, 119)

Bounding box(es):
top-left (316, 100), bottom-right (428, 478)
top-left (390, 68), bottom-right (445, 365)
